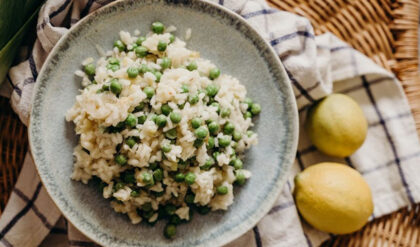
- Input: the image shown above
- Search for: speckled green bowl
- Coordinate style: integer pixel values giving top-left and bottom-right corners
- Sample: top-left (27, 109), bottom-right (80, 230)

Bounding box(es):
top-left (29, 0), bottom-right (298, 246)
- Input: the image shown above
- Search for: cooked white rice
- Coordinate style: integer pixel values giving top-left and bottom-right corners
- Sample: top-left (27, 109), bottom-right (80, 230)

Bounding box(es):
top-left (66, 22), bottom-right (259, 237)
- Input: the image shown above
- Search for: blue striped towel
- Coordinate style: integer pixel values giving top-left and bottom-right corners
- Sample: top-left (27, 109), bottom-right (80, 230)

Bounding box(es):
top-left (1, 0), bottom-right (420, 246)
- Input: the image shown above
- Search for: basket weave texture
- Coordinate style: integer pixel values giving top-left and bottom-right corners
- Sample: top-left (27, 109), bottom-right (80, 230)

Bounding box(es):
top-left (0, 0), bottom-right (419, 246)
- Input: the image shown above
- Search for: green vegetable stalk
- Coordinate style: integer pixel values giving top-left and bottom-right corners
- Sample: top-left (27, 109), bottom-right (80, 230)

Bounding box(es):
top-left (0, 0), bottom-right (44, 85)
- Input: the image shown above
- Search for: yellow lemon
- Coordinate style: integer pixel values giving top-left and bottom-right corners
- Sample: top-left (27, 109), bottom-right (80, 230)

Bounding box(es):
top-left (294, 162), bottom-right (373, 234)
top-left (305, 94), bottom-right (367, 157)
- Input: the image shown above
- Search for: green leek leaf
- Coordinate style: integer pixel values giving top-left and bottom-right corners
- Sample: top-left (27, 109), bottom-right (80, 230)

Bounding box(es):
top-left (0, 4), bottom-right (42, 84)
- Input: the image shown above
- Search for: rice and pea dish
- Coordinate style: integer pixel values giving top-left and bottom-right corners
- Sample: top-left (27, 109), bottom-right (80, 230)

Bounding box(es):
top-left (66, 22), bottom-right (261, 238)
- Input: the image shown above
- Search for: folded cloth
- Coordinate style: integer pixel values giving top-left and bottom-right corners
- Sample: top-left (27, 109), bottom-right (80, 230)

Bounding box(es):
top-left (2, 0), bottom-right (420, 246)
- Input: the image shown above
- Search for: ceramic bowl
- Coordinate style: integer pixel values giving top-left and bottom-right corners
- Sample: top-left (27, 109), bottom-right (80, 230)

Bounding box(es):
top-left (29, 0), bottom-right (298, 246)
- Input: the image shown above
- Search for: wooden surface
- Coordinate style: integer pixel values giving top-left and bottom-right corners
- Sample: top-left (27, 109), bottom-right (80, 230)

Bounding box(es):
top-left (0, 97), bottom-right (28, 215)
top-left (267, 0), bottom-right (420, 246)
top-left (0, 0), bottom-right (420, 246)
top-left (269, 0), bottom-right (420, 132)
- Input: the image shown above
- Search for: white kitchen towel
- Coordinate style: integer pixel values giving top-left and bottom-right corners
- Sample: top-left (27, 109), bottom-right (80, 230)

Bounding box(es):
top-left (1, 0), bottom-right (420, 246)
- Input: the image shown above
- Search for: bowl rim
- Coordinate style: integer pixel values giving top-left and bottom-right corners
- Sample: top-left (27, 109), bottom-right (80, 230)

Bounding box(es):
top-left (29, 0), bottom-right (299, 246)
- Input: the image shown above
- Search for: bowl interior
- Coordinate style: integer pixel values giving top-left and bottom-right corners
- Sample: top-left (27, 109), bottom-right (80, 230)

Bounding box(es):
top-left (30, 1), bottom-right (298, 246)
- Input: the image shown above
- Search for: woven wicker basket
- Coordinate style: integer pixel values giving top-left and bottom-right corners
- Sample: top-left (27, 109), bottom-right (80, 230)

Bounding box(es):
top-left (0, 0), bottom-right (419, 246)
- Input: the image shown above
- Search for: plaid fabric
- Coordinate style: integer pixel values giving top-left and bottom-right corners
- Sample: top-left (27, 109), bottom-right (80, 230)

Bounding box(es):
top-left (1, 0), bottom-right (420, 246)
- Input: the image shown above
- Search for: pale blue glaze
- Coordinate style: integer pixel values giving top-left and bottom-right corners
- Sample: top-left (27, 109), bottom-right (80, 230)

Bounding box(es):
top-left (29, 0), bottom-right (298, 246)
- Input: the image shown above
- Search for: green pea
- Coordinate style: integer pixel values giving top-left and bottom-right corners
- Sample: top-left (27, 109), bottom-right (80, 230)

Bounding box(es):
top-left (127, 67), bottom-right (139, 78)
top-left (108, 57), bottom-right (120, 65)
top-left (218, 137), bottom-right (231, 148)
top-left (210, 102), bottom-right (220, 113)
top-left (188, 94), bottom-right (199, 105)
top-left (169, 214), bottom-right (182, 225)
top-left (160, 57), bottom-right (171, 69)
top-left (167, 113), bottom-right (181, 125)
top-left (151, 21), bottom-right (165, 34)
top-left (231, 141), bottom-right (238, 149)
top-left (107, 63), bottom-right (120, 72)
top-left (122, 170), bottom-right (136, 183)
top-left (153, 168), bottom-right (163, 182)
top-left (153, 191), bottom-right (165, 197)
top-left (165, 204), bottom-right (177, 215)
top-left (185, 172), bottom-right (196, 185)
top-left (143, 86), bottom-right (155, 99)
top-left (209, 68), bottom-right (220, 80)
top-left (244, 98), bottom-right (253, 109)
top-left (161, 143), bottom-right (172, 153)
top-left (223, 122), bottom-right (235, 135)
top-left (207, 137), bottom-right (215, 149)
top-left (92, 177), bottom-right (106, 192)
top-left (149, 162), bottom-right (159, 170)
top-left (137, 115), bottom-right (147, 124)
top-left (125, 138), bottom-right (137, 148)
top-left (155, 115), bottom-right (167, 128)
top-left (216, 185), bottom-right (228, 195)
top-left (193, 138), bottom-right (203, 148)
top-left (191, 118), bottom-right (202, 129)
top-left (161, 104), bottom-right (172, 116)
top-left (134, 102), bottom-right (145, 112)
top-left (149, 114), bottom-right (158, 123)
top-left (184, 194), bottom-right (195, 204)
top-left (158, 207), bottom-right (167, 218)
top-left (201, 157), bottom-right (215, 171)
top-left (181, 84), bottom-right (189, 93)
top-left (142, 210), bottom-right (154, 219)
top-left (165, 128), bottom-right (177, 140)
top-left (212, 151), bottom-right (220, 160)
top-left (206, 84), bottom-right (219, 97)
top-left (115, 154), bottom-right (127, 165)
top-left (208, 121), bottom-right (220, 135)
top-left (247, 130), bottom-right (254, 137)
top-left (167, 33), bottom-right (175, 43)
top-left (153, 71), bottom-right (162, 82)
top-left (244, 111), bottom-right (252, 119)
top-left (140, 202), bottom-right (152, 212)
top-left (195, 127), bottom-right (208, 139)
top-left (101, 84), bottom-right (109, 92)
top-left (114, 40), bottom-right (126, 51)
top-left (233, 159), bottom-right (243, 170)
top-left (139, 64), bottom-right (151, 74)
top-left (114, 182), bottom-right (125, 191)
top-left (141, 206), bottom-right (157, 219)
top-left (197, 206), bottom-right (210, 215)
top-left (164, 224), bottom-right (176, 239)
top-left (136, 36), bottom-right (146, 46)
top-left (84, 63), bottom-right (96, 76)
top-left (178, 103), bottom-right (186, 110)
top-left (233, 130), bottom-right (242, 141)
top-left (130, 190), bottom-right (140, 197)
top-left (116, 121), bottom-right (126, 128)
top-left (110, 78), bottom-right (122, 95)
top-left (142, 173), bottom-right (154, 185)
top-left (128, 43), bottom-right (138, 51)
top-left (91, 80), bottom-right (97, 85)
top-left (135, 46), bottom-right (148, 58)
top-left (221, 108), bottom-right (231, 118)
top-left (125, 114), bottom-right (137, 128)
top-left (251, 103), bottom-right (261, 115)
top-left (235, 171), bottom-right (246, 185)
top-left (158, 41), bottom-right (167, 51)
top-left (186, 61), bottom-right (197, 71)
top-left (174, 173), bottom-right (185, 182)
